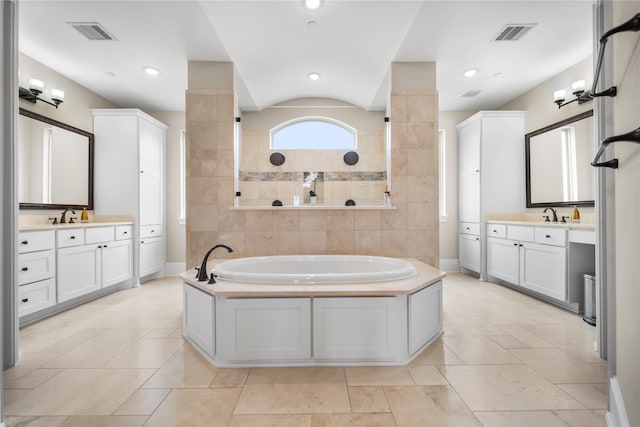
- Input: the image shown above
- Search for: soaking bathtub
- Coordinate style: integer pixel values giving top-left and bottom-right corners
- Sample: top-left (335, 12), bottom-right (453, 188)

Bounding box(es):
top-left (181, 255), bottom-right (445, 367)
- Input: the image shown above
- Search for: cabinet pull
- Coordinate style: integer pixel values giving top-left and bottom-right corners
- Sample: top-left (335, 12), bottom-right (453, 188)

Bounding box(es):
top-left (21, 298), bottom-right (29, 303)
top-left (21, 267), bottom-right (28, 271)
top-left (466, 227), bottom-right (470, 230)
top-left (513, 243), bottom-right (518, 246)
top-left (123, 231), bottom-right (128, 234)
top-left (150, 229), bottom-right (155, 233)
top-left (545, 234), bottom-right (551, 238)
top-left (140, 240), bottom-right (145, 244)
top-left (98, 245), bottom-right (102, 249)
top-left (493, 229), bottom-right (497, 233)
top-left (519, 244), bottom-right (523, 247)
top-left (140, 170), bottom-right (144, 174)
top-left (103, 244), bottom-right (108, 248)
top-left (21, 240), bottom-right (28, 245)
top-left (70, 236), bottom-right (76, 240)
top-left (475, 237), bottom-right (479, 241)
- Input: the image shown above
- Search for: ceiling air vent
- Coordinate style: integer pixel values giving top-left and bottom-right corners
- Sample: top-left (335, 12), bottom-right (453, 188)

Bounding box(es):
top-left (67, 22), bottom-right (117, 41)
top-left (462, 89), bottom-right (482, 98)
top-left (493, 24), bottom-right (536, 41)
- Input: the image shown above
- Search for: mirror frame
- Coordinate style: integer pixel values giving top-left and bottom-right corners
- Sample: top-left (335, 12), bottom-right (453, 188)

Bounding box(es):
top-left (525, 109), bottom-right (594, 208)
top-left (19, 108), bottom-right (94, 210)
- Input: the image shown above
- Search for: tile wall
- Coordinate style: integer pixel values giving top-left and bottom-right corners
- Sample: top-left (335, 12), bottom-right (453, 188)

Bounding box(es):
top-left (185, 89), bottom-right (438, 269)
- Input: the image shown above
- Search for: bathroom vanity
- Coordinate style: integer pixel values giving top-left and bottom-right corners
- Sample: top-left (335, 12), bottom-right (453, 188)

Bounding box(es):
top-left (18, 221), bottom-right (133, 324)
top-left (486, 220), bottom-right (595, 312)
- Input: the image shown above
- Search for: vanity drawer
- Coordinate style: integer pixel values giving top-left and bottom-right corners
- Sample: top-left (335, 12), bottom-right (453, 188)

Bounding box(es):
top-left (459, 222), bottom-right (480, 236)
top-left (85, 226), bottom-right (115, 244)
top-left (486, 224), bottom-right (507, 239)
top-left (56, 229), bottom-right (85, 248)
top-left (18, 250), bottom-right (55, 286)
top-left (18, 278), bottom-right (56, 318)
top-left (507, 225), bottom-right (534, 242)
top-left (115, 225), bottom-right (133, 240)
top-left (140, 225), bottom-right (162, 239)
top-left (535, 227), bottom-right (567, 247)
top-left (18, 230), bottom-right (55, 254)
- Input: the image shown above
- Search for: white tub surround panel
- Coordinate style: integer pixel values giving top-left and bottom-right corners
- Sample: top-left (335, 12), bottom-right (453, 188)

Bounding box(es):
top-left (18, 222), bottom-right (133, 324)
top-left (486, 220), bottom-right (595, 312)
top-left (181, 258), bottom-right (444, 367)
top-left (457, 111), bottom-right (526, 279)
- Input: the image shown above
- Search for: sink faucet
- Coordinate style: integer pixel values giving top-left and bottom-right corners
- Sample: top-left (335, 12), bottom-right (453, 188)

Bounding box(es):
top-left (196, 244), bottom-right (233, 284)
top-left (60, 208), bottom-right (76, 224)
top-left (543, 207), bottom-right (558, 223)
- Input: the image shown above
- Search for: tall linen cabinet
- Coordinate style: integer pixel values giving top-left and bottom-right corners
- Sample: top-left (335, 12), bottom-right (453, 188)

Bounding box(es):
top-left (457, 111), bottom-right (525, 280)
top-left (92, 109), bottom-right (167, 283)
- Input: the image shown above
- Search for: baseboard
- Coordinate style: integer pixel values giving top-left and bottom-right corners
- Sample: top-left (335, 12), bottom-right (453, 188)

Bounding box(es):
top-left (165, 262), bottom-right (186, 276)
top-left (439, 259), bottom-right (459, 272)
top-left (607, 375), bottom-right (630, 427)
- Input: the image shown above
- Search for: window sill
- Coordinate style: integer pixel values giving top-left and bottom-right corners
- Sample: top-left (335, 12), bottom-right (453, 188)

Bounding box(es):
top-left (230, 205), bottom-right (396, 211)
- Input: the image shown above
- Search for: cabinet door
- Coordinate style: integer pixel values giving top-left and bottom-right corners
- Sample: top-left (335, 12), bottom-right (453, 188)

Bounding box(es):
top-left (139, 119), bottom-right (163, 178)
top-left (183, 284), bottom-right (215, 357)
top-left (459, 119), bottom-right (481, 175)
top-left (139, 237), bottom-right (163, 278)
top-left (57, 244), bottom-right (100, 302)
top-left (459, 172), bottom-right (480, 222)
top-left (520, 242), bottom-right (567, 301)
top-left (102, 240), bottom-right (133, 287)
top-left (487, 238), bottom-right (519, 284)
top-left (139, 174), bottom-right (162, 225)
top-left (459, 234), bottom-right (481, 273)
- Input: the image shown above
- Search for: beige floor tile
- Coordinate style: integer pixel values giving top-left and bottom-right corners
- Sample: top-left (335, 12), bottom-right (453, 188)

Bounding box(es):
top-left (407, 365), bottom-right (449, 385)
top-left (474, 410), bottom-right (569, 427)
top-left (498, 324), bottom-right (555, 348)
top-left (440, 365), bottom-right (584, 411)
top-left (509, 348), bottom-right (606, 384)
top-left (113, 388), bottom-right (170, 415)
top-left (489, 335), bottom-right (527, 349)
top-left (143, 328), bottom-right (180, 338)
top-left (144, 388), bottom-right (241, 427)
top-left (311, 413), bottom-right (397, 426)
top-left (57, 416), bottom-right (148, 426)
top-left (103, 338), bottom-right (183, 368)
top-left (5, 416), bottom-right (68, 427)
top-left (44, 332), bottom-right (143, 369)
top-left (246, 367), bottom-right (345, 384)
top-left (442, 336), bottom-right (524, 364)
top-left (348, 386), bottom-right (390, 413)
top-left (3, 352), bottom-right (62, 383)
top-left (557, 384), bottom-right (608, 409)
top-left (410, 338), bottom-right (464, 365)
top-left (554, 409), bottom-right (607, 427)
top-left (4, 368), bottom-right (154, 416)
top-left (345, 366), bottom-right (414, 386)
top-left (4, 369), bottom-right (62, 389)
top-left (384, 385), bottom-right (481, 427)
top-left (18, 328), bottom-right (100, 354)
top-left (142, 350), bottom-right (218, 388)
top-left (227, 414), bottom-right (312, 426)
top-left (210, 368), bottom-right (250, 387)
top-left (234, 383), bottom-right (351, 414)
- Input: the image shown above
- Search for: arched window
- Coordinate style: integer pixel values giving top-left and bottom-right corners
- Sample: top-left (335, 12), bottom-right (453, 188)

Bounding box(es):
top-left (271, 117), bottom-right (357, 150)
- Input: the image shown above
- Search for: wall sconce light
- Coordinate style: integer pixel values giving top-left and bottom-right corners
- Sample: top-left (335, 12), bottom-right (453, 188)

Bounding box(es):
top-left (19, 78), bottom-right (65, 108)
top-left (553, 80), bottom-right (593, 108)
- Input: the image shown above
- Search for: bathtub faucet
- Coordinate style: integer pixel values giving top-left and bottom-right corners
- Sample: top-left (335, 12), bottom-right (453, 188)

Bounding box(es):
top-left (196, 244), bottom-right (233, 284)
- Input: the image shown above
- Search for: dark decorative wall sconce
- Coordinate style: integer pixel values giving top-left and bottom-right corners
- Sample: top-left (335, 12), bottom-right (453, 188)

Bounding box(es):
top-left (343, 151), bottom-right (359, 165)
top-left (269, 152), bottom-right (286, 166)
top-left (19, 78), bottom-right (65, 108)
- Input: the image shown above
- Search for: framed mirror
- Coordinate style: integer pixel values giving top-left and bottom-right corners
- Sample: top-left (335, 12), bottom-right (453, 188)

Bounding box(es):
top-left (525, 110), bottom-right (595, 208)
top-left (19, 108), bottom-right (94, 209)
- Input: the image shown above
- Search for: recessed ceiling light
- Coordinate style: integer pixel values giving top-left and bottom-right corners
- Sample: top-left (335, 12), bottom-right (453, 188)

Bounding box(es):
top-left (308, 72), bottom-right (320, 81)
top-left (463, 68), bottom-right (478, 78)
top-left (144, 66), bottom-right (160, 77)
top-left (305, 0), bottom-right (321, 10)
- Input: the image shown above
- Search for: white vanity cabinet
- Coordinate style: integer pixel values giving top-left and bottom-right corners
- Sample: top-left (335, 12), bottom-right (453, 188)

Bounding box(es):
top-left (18, 230), bottom-right (56, 317)
top-left (457, 111), bottom-right (525, 277)
top-left (57, 226), bottom-right (133, 302)
top-left (487, 222), bottom-right (568, 302)
top-left (92, 109), bottom-right (167, 282)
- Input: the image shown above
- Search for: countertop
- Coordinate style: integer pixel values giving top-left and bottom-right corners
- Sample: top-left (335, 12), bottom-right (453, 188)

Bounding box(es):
top-left (180, 258), bottom-right (446, 297)
top-left (19, 221), bottom-right (133, 231)
top-left (486, 220), bottom-right (595, 230)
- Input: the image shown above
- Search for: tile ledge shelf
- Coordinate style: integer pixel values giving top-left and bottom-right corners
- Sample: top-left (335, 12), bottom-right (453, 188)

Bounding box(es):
top-left (230, 205), bottom-right (396, 211)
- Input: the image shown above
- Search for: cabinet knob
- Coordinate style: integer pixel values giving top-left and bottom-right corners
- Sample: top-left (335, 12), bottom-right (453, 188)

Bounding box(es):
top-left (513, 243), bottom-right (518, 246)
top-left (140, 240), bottom-right (145, 244)
top-left (519, 244), bottom-right (523, 247)
top-left (21, 240), bottom-right (28, 245)
top-left (466, 227), bottom-right (470, 230)
top-left (475, 237), bottom-right (479, 241)
top-left (103, 244), bottom-right (108, 248)
top-left (21, 298), bottom-right (29, 303)
top-left (70, 236), bottom-right (76, 240)
top-left (150, 229), bottom-right (155, 233)
top-left (493, 230), bottom-right (497, 233)
top-left (545, 234), bottom-right (551, 238)
top-left (140, 170), bottom-right (144, 174)
top-left (123, 231), bottom-right (128, 234)
top-left (475, 169), bottom-right (480, 172)
top-left (21, 267), bottom-right (28, 271)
